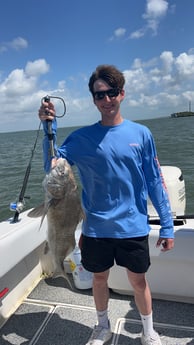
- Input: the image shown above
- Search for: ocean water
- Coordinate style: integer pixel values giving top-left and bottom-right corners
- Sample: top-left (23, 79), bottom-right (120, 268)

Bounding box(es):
top-left (0, 116), bottom-right (194, 222)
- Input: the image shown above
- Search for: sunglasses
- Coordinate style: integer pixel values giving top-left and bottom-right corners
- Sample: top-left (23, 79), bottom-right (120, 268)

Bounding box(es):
top-left (93, 88), bottom-right (120, 101)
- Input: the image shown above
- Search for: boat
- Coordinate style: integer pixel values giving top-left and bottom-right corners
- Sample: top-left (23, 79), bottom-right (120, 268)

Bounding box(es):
top-left (0, 166), bottom-right (194, 344)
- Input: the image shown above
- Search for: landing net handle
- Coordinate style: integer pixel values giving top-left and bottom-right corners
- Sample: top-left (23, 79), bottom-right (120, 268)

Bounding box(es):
top-left (42, 95), bottom-right (66, 158)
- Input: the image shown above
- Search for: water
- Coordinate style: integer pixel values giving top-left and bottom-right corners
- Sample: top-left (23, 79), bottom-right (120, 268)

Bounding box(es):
top-left (0, 117), bottom-right (194, 222)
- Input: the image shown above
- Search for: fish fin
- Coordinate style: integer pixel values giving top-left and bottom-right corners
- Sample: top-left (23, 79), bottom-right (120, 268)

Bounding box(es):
top-left (28, 201), bottom-right (53, 229)
top-left (44, 241), bottom-right (49, 254)
top-left (39, 213), bottom-right (46, 229)
top-left (27, 204), bottom-right (45, 218)
top-left (39, 199), bottom-right (56, 228)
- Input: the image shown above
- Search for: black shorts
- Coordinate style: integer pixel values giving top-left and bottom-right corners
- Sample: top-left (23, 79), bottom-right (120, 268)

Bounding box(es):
top-left (81, 235), bottom-right (150, 274)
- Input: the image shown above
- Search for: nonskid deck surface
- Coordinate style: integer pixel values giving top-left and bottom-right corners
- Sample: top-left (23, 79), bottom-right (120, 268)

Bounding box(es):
top-left (1, 276), bottom-right (194, 345)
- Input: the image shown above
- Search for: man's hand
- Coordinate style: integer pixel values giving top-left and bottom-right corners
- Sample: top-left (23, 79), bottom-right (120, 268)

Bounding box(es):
top-left (51, 157), bottom-right (57, 169)
top-left (156, 238), bottom-right (174, 252)
top-left (38, 101), bottom-right (55, 121)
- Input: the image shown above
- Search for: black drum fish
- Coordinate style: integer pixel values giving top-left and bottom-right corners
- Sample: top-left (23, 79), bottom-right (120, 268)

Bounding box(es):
top-left (28, 158), bottom-right (84, 286)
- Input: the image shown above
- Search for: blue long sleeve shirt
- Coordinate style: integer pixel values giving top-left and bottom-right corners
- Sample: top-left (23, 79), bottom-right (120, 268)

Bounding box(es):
top-left (42, 119), bottom-right (174, 239)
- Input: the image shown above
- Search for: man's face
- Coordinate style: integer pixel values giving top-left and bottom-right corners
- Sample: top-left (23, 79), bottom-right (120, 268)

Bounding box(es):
top-left (93, 79), bottom-right (125, 118)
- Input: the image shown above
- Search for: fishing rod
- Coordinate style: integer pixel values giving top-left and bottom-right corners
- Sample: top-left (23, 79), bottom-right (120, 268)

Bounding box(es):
top-left (10, 95), bottom-right (66, 223)
top-left (10, 122), bottom-right (42, 223)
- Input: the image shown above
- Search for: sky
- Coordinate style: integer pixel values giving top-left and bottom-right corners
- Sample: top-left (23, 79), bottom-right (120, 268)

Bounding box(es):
top-left (1, 0), bottom-right (194, 132)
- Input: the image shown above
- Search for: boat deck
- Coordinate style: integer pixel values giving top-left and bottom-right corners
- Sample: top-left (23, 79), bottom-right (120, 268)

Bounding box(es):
top-left (1, 274), bottom-right (194, 345)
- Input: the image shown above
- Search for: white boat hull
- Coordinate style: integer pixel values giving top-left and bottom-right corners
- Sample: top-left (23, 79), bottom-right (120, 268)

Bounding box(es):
top-left (0, 210), bottom-right (51, 327)
top-left (1, 211), bottom-right (194, 329)
top-left (108, 219), bottom-right (194, 303)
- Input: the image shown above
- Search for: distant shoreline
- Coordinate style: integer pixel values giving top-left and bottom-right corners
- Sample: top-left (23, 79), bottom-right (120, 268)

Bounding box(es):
top-left (170, 111), bottom-right (194, 118)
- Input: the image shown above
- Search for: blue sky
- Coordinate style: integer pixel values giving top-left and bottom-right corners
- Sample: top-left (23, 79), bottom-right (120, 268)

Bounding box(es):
top-left (1, 0), bottom-right (194, 132)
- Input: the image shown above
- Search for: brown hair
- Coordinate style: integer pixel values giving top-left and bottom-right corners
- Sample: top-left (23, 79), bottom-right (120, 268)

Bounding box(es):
top-left (88, 64), bottom-right (125, 95)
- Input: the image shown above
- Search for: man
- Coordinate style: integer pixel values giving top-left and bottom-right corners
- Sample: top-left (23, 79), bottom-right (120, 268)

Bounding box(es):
top-left (39, 64), bottom-right (174, 345)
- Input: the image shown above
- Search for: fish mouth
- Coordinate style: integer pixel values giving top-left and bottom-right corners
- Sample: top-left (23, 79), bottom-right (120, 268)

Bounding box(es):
top-left (47, 175), bottom-right (68, 186)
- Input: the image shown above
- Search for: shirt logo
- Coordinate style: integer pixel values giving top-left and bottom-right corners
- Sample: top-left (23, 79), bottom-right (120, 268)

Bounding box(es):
top-left (129, 143), bottom-right (139, 147)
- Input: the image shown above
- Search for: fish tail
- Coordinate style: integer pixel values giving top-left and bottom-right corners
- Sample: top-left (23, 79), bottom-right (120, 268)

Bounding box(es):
top-left (52, 270), bottom-right (73, 290)
top-left (63, 273), bottom-right (73, 290)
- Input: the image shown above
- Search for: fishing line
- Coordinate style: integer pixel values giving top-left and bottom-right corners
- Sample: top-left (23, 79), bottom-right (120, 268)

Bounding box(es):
top-left (10, 95), bottom-right (66, 223)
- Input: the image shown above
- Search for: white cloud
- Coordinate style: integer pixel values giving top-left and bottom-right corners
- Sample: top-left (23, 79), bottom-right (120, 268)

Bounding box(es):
top-left (0, 59), bottom-right (50, 98)
top-left (124, 68), bottom-right (149, 93)
top-left (0, 69), bottom-right (36, 96)
top-left (130, 28), bottom-right (146, 39)
top-left (0, 37), bottom-right (28, 53)
top-left (0, 59), bottom-right (52, 131)
top-left (175, 53), bottom-right (194, 78)
top-left (25, 59), bottom-right (50, 77)
top-left (160, 51), bottom-right (174, 73)
top-left (109, 27), bottom-right (126, 41)
top-left (130, 0), bottom-right (169, 39)
top-left (0, 58), bottom-right (97, 132)
top-left (114, 27), bottom-right (126, 38)
top-left (143, 0), bottom-right (168, 19)
top-left (122, 49), bottom-right (194, 118)
top-left (1, 49), bottom-right (194, 132)
top-left (143, 0), bottom-right (168, 35)
top-left (9, 37), bottom-right (28, 50)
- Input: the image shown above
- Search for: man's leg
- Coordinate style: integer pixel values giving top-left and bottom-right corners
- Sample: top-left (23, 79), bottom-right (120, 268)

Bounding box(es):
top-left (93, 270), bottom-right (110, 312)
top-left (126, 270), bottom-right (152, 315)
top-left (127, 269), bottom-right (162, 345)
top-left (85, 270), bottom-right (112, 345)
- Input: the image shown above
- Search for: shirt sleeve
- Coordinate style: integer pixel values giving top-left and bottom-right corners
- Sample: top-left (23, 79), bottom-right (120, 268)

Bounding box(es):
top-left (42, 118), bottom-right (60, 173)
top-left (142, 129), bottom-right (174, 238)
top-left (41, 119), bottom-right (74, 173)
